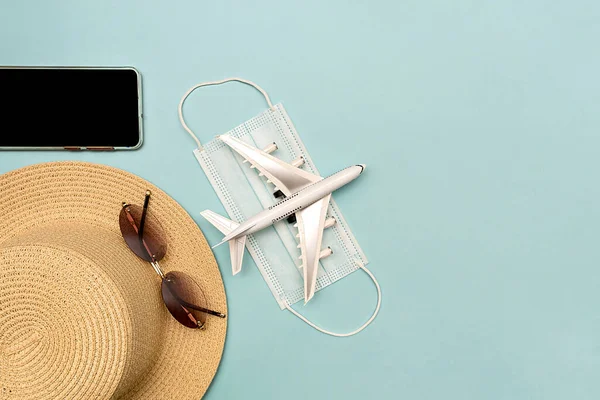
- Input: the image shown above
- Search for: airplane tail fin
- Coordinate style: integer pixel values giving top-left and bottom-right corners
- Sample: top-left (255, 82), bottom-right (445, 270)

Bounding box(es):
top-left (200, 210), bottom-right (247, 275)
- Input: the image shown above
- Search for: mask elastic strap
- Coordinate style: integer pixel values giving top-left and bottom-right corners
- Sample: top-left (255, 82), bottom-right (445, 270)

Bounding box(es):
top-left (282, 259), bottom-right (381, 337)
top-left (178, 77), bottom-right (276, 150)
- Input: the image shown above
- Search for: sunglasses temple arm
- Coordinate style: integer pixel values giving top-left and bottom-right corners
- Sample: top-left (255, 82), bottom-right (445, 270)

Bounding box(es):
top-left (138, 191), bottom-right (151, 244)
top-left (177, 297), bottom-right (226, 318)
top-left (164, 281), bottom-right (226, 318)
top-left (182, 299), bottom-right (226, 318)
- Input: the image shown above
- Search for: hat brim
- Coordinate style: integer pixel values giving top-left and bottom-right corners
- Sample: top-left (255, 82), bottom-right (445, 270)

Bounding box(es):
top-left (0, 161), bottom-right (227, 399)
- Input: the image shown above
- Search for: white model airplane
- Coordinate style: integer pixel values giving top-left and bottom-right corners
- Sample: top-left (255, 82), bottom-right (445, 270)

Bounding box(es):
top-left (201, 135), bottom-right (365, 303)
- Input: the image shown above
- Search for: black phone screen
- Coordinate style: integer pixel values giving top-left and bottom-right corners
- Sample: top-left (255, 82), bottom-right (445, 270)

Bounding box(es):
top-left (0, 68), bottom-right (142, 148)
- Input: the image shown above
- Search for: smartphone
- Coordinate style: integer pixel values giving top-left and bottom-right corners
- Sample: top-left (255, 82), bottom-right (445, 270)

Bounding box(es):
top-left (0, 66), bottom-right (143, 150)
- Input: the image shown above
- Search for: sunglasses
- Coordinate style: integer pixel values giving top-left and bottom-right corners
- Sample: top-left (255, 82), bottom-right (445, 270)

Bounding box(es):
top-left (119, 190), bottom-right (226, 329)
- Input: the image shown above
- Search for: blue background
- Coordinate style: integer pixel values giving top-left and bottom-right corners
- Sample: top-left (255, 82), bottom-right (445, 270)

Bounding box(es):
top-left (2, 1), bottom-right (600, 399)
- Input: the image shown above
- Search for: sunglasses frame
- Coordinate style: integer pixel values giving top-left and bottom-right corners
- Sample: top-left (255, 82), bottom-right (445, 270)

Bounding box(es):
top-left (121, 190), bottom-right (226, 329)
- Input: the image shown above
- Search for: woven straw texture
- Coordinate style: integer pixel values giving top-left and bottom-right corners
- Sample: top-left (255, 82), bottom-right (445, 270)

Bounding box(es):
top-left (0, 162), bottom-right (227, 400)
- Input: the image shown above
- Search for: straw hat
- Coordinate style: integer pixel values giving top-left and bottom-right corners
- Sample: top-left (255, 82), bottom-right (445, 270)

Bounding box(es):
top-left (0, 161), bottom-right (227, 399)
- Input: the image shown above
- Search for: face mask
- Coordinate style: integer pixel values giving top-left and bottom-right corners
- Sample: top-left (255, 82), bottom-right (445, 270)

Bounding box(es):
top-left (178, 78), bottom-right (380, 336)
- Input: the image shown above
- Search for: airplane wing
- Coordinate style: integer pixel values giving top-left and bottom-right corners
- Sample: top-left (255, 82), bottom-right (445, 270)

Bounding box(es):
top-left (220, 135), bottom-right (322, 196)
top-left (296, 194), bottom-right (331, 303)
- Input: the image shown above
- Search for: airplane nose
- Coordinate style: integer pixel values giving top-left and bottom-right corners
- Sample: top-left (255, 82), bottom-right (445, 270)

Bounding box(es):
top-left (356, 164), bottom-right (366, 174)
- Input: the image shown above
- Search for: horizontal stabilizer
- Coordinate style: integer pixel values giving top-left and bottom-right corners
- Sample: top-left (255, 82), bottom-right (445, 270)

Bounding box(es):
top-left (200, 210), bottom-right (239, 234)
top-left (201, 210), bottom-right (248, 274)
top-left (230, 235), bottom-right (247, 275)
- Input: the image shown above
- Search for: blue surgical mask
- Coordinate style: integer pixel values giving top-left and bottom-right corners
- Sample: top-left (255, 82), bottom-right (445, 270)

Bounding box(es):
top-left (178, 78), bottom-right (380, 336)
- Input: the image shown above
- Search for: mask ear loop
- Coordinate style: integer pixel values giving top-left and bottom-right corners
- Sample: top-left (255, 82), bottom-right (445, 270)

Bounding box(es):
top-left (281, 259), bottom-right (382, 337)
top-left (178, 77), bottom-right (276, 150)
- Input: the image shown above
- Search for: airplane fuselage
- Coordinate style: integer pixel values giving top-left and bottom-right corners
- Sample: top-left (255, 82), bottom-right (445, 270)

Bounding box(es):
top-left (221, 165), bottom-right (364, 241)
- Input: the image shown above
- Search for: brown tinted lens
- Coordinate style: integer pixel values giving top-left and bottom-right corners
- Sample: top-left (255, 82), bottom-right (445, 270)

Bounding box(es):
top-left (161, 280), bottom-right (200, 329)
top-left (119, 204), bottom-right (167, 262)
top-left (161, 271), bottom-right (209, 328)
